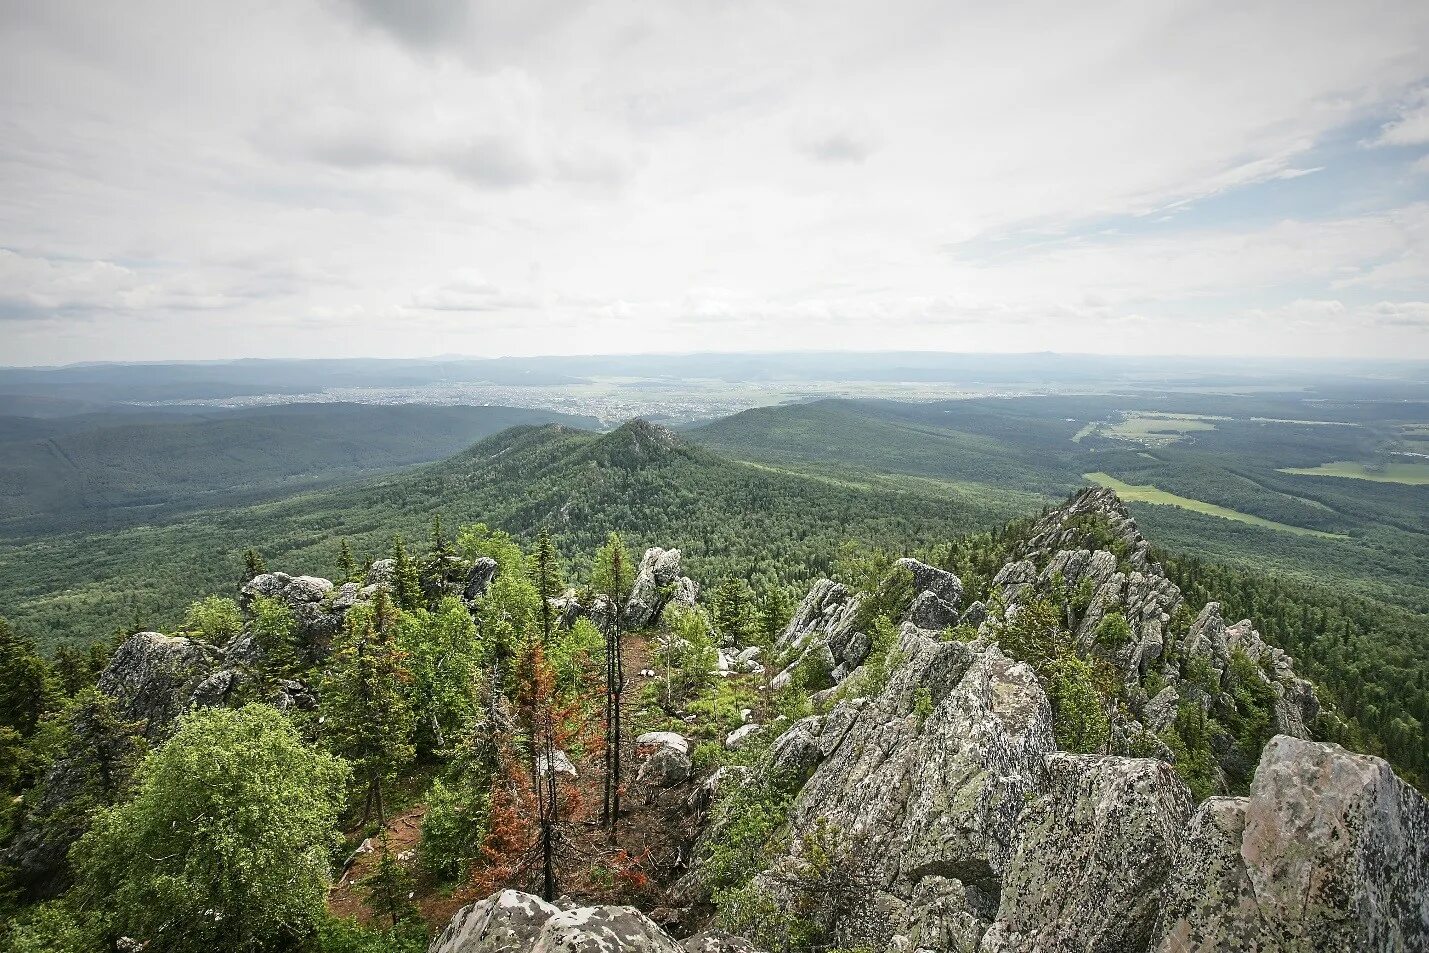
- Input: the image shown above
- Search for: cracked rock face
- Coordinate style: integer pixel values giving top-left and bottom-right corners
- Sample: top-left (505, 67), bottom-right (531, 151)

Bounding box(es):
top-left (1154, 736), bottom-right (1429, 952)
top-left (98, 631), bottom-right (221, 739)
top-left (980, 755), bottom-right (1194, 953)
top-left (624, 547), bottom-right (699, 629)
top-left (758, 627), bottom-right (1055, 950)
top-left (430, 889), bottom-right (759, 952)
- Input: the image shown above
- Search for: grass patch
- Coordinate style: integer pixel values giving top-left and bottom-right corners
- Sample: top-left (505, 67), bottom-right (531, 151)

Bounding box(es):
top-left (1102, 413), bottom-right (1219, 446)
top-left (1083, 472), bottom-right (1346, 539)
top-left (1278, 462), bottom-right (1429, 486)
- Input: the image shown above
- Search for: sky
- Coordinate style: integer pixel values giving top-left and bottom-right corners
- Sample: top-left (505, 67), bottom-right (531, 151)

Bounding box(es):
top-left (2, 0), bottom-right (1429, 365)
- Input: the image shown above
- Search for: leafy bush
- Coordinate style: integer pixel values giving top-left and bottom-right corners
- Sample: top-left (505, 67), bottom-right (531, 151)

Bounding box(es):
top-left (418, 776), bottom-right (490, 884)
top-left (181, 596), bottom-right (243, 643)
top-left (1044, 655), bottom-right (1110, 754)
top-left (699, 770), bottom-right (794, 891)
top-left (1094, 610), bottom-right (1132, 650)
top-left (70, 705), bottom-right (348, 953)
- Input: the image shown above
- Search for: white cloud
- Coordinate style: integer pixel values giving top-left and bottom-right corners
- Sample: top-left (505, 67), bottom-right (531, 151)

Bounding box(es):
top-left (1375, 90), bottom-right (1429, 146)
top-left (0, 0), bottom-right (1427, 361)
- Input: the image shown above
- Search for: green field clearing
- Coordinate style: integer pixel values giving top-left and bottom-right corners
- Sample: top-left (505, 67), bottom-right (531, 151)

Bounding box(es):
top-left (1279, 461), bottom-right (1429, 485)
top-left (1083, 472), bottom-right (1345, 538)
top-left (1249, 417), bottom-right (1359, 426)
top-left (1103, 413), bottom-right (1219, 445)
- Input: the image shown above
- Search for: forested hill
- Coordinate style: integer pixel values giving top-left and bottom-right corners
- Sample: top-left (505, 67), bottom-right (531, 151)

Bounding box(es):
top-left (0, 403), bottom-right (598, 537)
top-left (0, 420), bottom-right (1039, 647)
top-left (688, 396), bottom-right (1429, 611)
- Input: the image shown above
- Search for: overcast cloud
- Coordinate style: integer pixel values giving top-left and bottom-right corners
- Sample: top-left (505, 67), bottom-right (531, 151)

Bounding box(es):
top-left (2, 0), bottom-right (1428, 364)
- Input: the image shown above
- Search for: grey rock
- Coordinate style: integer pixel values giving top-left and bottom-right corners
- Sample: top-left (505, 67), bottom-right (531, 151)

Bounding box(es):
top-left (748, 631), bottom-right (1053, 949)
top-left (725, 723), bottom-right (763, 750)
top-left (981, 754), bottom-right (1193, 953)
top-left (364, 558), bottom-right (395, 588)
top-left (463, 557), bottom-right (499, 601)
top-left (892, 557), bottom-right (964, 607)
top-left (625, 547), bottom-right (695, 629)
top-left (240, 571), bottom-right (346, 646)
top-left (98, 632), bottom-right (221, 739)
top-left (272, 678), bottom-right (317, 712)
top-left (636, 731), bottom-right (690, 756)
top-left (960, 601), bottom-right (988, 628)
top-left (429, 888), bottom-right (561, 952)
top-left (189, 668), bottom-right (243, 708)
top-left (1154, 736), bottom-right (1429, 952)
top-left (638, 746), bottom-right (693, 787)
top-left (1143, 686), bottom-right (1180, 733)
top-left (537, 749), bottom-right (578, 778)
top-left (428, 889), bottom-right (721, 952)
top-left (906, 590), bottom-right (959, 631)
top-left (681, 930), bottom-right (761, 952)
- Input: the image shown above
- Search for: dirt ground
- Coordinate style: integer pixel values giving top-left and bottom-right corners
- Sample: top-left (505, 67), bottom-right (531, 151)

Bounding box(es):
top-left (326, 632), bottom-right (718, 934)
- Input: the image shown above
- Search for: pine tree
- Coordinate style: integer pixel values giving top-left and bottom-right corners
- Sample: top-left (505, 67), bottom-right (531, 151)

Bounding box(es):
top-left (429, 514), bottom-right (449, 558)
top-left (337, 539), bottom-right (358, 583)
top-left (0, 617), bottom-right (56, 737)
top-left (528, 528), bottom-right (565, 896)
top-left (320, 589), bottom-right (415, 831)
top-left (533, 529), bottom-right (561, 644)
top-left (391, 535), bottom-right (422, 611)
top-left (592, 532), bottom-right (631, 836)
top-left (242, 549), bottom-right (267, 581)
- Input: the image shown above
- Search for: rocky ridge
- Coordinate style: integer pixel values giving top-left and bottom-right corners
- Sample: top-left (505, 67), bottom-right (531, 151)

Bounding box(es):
top-left (674, 487), bottom-right (1425, 952)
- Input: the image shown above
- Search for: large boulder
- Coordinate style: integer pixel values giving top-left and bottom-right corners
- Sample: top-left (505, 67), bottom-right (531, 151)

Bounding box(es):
top-left (97, 632), bottom-right (221, 738)
top-left (463, 557), bottom-right (499, 601)
top-left (624, 547), bottom-right (698, 629)
top-left (1154, 736), bottom-right (1429, 952)
top-left (638, 746), bottom-right (693, 788)
top-left (773, 579), bottom-right (868, 685)
top-left (429, 889), bottom-right (753, 952)
top-left (240, 571), bottom-right (345, 647)
top-left (891, 556), bottom-right (963, 607)
top-left (746, 629), bottom-right (1055, 950)
top-left (980, 755), bottom-right (1194, 953)
top-left (429, 889), bottom-right (563, 951)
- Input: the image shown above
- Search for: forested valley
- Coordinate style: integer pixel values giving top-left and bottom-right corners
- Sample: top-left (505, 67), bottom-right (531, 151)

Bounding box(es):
top-left (1, 418), bottom-right (1425, 952)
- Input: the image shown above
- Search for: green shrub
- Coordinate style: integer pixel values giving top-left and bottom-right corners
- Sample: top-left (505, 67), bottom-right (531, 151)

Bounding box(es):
top-left (1044, 655), bottom-right (1110, 754)
top-left (418, 776), bottom-right (489, 883)
top-left (182, 596), bottom-right (243, 644)
top-left (1094, 610), bottom-right (1132, 650)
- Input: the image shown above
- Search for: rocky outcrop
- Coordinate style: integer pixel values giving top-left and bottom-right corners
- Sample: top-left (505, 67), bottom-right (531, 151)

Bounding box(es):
top-left (773, 559), bottom-right (966, 687)
top-left (97, 632), bottom-right (222, 738)
top-left (624, 547), bottom-right (700, 629)
top-left (240, 571), bottom-right (345, 646)
top-left (980, 755), bottom-right (1194, 953)
top-left (430, 889), bottom-right (761, 952)
top-left (1154, 736), bottom-right (1429, 952)
top-left (985, 487), bottom-right (1320, 775)
top-left (463, 557), bottom-right (498, 601)
top-left (1183, 602), bottom-right (1320, 737)
top-left (4, 631), bottom-right (221, 896)
top-left (743, 626), bottom-right (1055, 950)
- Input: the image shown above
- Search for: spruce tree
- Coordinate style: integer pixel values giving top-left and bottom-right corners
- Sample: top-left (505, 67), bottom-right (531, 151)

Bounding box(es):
top-left (592, 532), bottom-right (631, 836)
top-left (390, 535), bottom-right (423, 611)
top-left (320, 589), bottom-right (415, 830)
top-left (0, 618), bottom-right (56, 736)
top-left (429, 514), bottom-right (449, 558)
top-left (337, 539), bottom-right (358, 583)
top-left (242, 548), bottom-right (267, 581)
